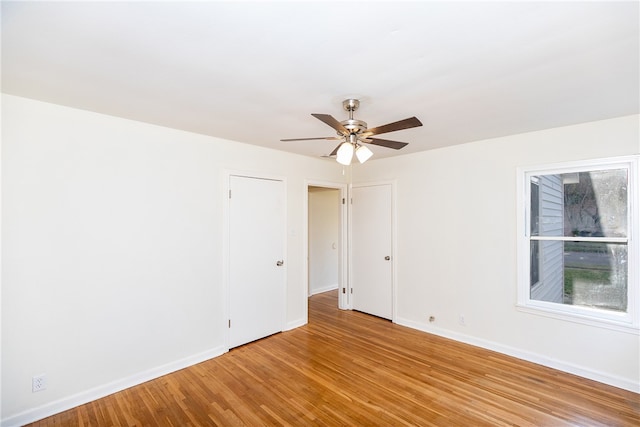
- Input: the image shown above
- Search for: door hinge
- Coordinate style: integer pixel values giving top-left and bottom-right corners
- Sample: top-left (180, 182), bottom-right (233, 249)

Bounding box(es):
top-left (342, 288), bottom-right (346, 294)
top-left (229, 190), bottom-right (232, 199)
top-left (228, 319), bottom-right (231, 328)
top-left (342, 198), bottom-right (345, 205)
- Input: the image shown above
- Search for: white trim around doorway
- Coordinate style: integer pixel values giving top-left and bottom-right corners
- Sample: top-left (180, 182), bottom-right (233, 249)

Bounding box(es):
top-left (303, 180), bottom-right (350, 324)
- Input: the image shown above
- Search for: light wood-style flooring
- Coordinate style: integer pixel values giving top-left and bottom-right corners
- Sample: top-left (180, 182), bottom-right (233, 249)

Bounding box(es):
top-left (29, 290), bottom-right (639, 426)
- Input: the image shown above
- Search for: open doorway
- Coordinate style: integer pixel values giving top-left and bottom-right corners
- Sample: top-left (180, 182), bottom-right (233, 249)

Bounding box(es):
top-left (308, 186), bottom-right (340, 296)
top-left (305, 182), bottom-right (348, 318)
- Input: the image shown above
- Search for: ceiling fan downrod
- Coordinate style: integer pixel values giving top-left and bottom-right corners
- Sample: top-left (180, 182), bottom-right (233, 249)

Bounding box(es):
top-left (340, 99), bottom-right (367, 135)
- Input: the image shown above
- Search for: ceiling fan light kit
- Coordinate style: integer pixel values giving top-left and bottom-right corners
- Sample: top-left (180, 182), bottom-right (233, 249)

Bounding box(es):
top-left (281, 99), bottom-right (422, 164)
top-left (355, 144), bottom-right (373, 163)
top-left (336, 141), bottom-right (354, 165)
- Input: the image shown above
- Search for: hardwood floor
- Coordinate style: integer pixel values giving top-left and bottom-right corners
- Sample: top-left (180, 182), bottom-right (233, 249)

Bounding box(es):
top-left (30, 290), bottom-right (639, 426)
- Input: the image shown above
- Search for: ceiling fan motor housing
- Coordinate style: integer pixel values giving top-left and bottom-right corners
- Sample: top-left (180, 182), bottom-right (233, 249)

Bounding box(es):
top-left (340, 119), bottom-right (368, 134)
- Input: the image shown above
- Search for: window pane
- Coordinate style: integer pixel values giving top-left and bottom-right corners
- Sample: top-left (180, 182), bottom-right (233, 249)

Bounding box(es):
top-left (530, 179), bottom-right (540, 236)
top-left (531, 169), bottom-right (627, 238)
top-left (530, 240), bottom-right (563, 302)
top-left (530, 175), bottom-right (562, 237)
top-left (564, 242), bottom-right (627, 312)
top-left (530, 240), bottom-right (540, 287)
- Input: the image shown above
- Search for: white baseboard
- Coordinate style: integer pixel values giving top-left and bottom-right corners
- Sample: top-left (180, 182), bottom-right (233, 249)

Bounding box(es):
top-left (285, 318), bottom-right (307, 331)
top-left (308, 284), bottom-right (338, 297)
top-left (1, 346), bottom-right (227, 427)
top-left (395, 317), bottom-right (639, 394)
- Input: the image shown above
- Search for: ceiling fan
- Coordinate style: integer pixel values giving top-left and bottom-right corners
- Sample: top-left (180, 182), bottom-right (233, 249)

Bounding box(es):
top-left (281, 99), bottom-right (422, 165)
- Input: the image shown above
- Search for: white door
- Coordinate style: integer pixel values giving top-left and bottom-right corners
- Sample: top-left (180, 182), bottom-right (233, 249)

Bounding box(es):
top-left (229, 175), bottom-right (285, 348)
top-left (351, 183), bottom-right (393, 320)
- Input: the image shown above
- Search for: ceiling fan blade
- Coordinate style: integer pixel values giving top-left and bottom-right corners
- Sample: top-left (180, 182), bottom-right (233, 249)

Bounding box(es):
top-left (311, 113), bottom-right (349, 135)
top-left (367, 138), bottom-right (409, 150)
top-left (280, 136), bottom-right (341, 142)
top-left (364, 116), bottom-right (422, 136)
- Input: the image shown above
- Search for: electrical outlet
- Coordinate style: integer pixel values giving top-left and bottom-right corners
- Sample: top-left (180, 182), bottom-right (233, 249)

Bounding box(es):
top-left (459, 315), bottom-right (466, 326)
top-left (428, 315), bottom-right (435, 322)
top-left (32, 374), bottom-right (47, 393)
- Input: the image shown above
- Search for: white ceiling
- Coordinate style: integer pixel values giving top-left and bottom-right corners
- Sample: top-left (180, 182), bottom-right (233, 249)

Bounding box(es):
top-left (2, 1), bottom-right (638, 160)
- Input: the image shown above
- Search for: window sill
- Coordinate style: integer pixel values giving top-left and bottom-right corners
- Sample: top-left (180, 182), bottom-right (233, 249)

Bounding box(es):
top-left (516, 304), bottom-right (639, 335)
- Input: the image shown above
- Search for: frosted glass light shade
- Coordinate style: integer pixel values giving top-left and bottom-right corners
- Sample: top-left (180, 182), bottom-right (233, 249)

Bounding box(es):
top-left (336, 142), bottom-right (354, 165)
top-left (355, 144), bottom-right (373, 163)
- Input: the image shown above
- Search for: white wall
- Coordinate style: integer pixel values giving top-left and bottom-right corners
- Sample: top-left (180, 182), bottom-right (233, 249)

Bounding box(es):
top-left (1, 95), bottom-right (343, 424)
top-left (308, 188), bottom-right (340, 295)
top-left (352, 115), bottom-right (640, 392)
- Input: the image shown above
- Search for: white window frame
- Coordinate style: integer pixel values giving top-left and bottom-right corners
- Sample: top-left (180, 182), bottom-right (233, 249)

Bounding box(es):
top-left (517, 156), bottom-right (639, 334)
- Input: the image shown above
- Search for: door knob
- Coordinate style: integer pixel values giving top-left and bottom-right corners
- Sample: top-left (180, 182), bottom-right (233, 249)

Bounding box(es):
top-left (384, 256), bottom-right (391, 261)
top-left (276, 260), bottom-right (284, 266)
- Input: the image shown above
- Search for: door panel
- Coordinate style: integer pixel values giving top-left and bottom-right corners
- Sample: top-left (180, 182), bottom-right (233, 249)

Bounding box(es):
top-left (229, 175), bottom-right (285, 348)
top-left (351, 184), bottom-right (393, 319)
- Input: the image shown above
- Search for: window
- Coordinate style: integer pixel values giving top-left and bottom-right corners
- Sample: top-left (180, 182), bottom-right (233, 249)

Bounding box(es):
top-left (517, 156), bottom-right (639, 332)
